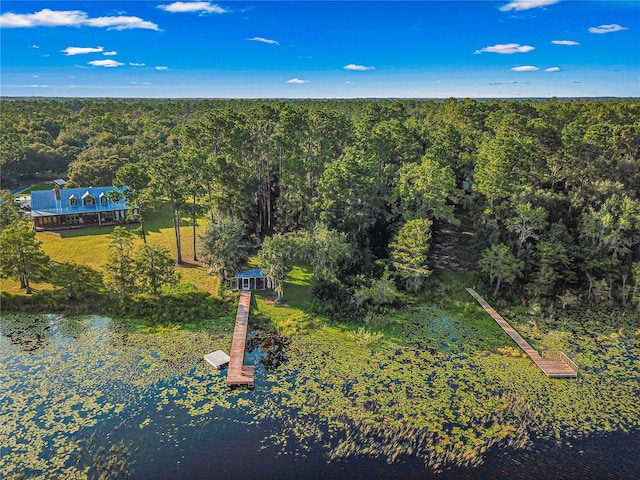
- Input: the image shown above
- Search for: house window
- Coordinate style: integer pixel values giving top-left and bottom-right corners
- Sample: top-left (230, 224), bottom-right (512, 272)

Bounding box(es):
top-left (69, 196), bottom-right (78, 206)
top-left (100, 195), bottom-right (108, 204)
top-left (83, 196), bottom-right (95, 206)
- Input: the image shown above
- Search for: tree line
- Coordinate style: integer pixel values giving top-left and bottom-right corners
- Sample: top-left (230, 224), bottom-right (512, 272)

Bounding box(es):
top-left (1, 97), bottom-right (639, 314)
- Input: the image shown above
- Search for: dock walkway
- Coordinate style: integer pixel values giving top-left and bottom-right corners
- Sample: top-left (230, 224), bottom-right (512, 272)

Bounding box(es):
top-left (466, 288), bottom-right (577, 378)
top-left (227, 291), bottom-right (255, 388)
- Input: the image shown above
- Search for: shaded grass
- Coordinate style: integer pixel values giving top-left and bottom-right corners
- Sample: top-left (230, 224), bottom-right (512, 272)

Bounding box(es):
top-left (27, 204), bottom-right (212, 292)
top-left (252, 265), bottom-right (316, 336)
top-left (12, 182), bottom-right (55, 195)
top-left (248, 263), bottom-right (514, 356)
top-left (1, 278), bottom-right (54, 295)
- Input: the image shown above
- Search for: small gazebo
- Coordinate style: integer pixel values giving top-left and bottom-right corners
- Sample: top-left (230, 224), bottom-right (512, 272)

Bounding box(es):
top-left (232, 269), bottom-right (269, 291)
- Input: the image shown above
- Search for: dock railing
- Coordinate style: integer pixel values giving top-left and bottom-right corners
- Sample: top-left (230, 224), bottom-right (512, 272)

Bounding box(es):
top-left (542, 351), bottom-right (579, 375)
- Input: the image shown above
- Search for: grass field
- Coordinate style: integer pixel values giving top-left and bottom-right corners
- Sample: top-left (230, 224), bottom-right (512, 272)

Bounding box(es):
top-left (1, 204), bottom-right (215, 294)
top-left (11, 181), bottom-right (58, 196)
top-left (252, 264), bottom-right (315, 334)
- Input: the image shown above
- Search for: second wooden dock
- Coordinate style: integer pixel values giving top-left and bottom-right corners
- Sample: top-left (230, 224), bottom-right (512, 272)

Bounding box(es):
top-left (227, 291), bottom-right (255, 388)
top-left (467, 288), bottom-right (577, 378)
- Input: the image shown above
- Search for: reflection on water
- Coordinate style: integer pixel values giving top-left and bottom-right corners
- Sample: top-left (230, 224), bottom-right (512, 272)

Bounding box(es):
top-left (1, 314), bottom-right (639, 479)
top-left (1, 314), bottom-right (54, 352)
top-left (475, 431), bottom-right (640, 480)
top-left (83, 418), bottom-right (640, 480)
top-left (247, 329), bottom-right (290, 370)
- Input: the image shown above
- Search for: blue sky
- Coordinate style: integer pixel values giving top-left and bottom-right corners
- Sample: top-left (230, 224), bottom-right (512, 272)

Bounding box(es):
top-left (1, 1), bottom-right (638, 98)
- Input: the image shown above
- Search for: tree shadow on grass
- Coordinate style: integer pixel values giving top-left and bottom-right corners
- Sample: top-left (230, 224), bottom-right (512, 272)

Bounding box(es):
top-left (176, 261), bottom-right (203, 269)
top-left (142, 205), bottom-right (194, 235)
top-left (58, 225), bottom-right (122, 239)
top-left (55, 205), bottom-right (186, 238)
top-left (253, 289), bottom-right (278, 303)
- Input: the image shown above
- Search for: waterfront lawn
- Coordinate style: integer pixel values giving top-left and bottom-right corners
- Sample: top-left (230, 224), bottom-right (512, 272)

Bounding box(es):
top-left (3, 204), bottom-right (212, 294)
top-left (252, 265), bottom-right (316, 336)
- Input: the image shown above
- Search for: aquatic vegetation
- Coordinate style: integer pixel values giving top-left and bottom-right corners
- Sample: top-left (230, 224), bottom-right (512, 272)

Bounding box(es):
top-left (265, 323), bottom-right (536, 470)
top-left (247, 329), bottom-right (290, 370)
top-left (0, 314), bottom-right (234, 479)
top-left (262, 305), bottom-right (640, 470)
top-left (1, 304), bottom-right (639, 477)
top-left (347, 326), bottom-right (384, 347)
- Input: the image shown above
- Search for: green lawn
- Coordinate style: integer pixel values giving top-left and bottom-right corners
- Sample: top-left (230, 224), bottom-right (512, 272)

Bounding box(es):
top-left (251, 265), bottom-right (316, 335)
top-left (3, 204), bottom-right (214, 294)
top-left (12, 182), bottom-right (56, 196)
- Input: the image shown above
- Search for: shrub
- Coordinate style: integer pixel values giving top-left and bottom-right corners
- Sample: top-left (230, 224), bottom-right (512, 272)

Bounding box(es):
top-left (115, 289), bottom-right (232, 324)
top-left (311, 277), bottom-right (355, 321)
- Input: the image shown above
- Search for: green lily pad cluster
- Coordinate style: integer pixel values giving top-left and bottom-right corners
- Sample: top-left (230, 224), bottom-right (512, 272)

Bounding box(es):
top-left (1, 304), bottom-right (638, 477)
top-left (260, 305), bottom-right (640, 470)
top-left (0, 314), bottom-right (233, 479)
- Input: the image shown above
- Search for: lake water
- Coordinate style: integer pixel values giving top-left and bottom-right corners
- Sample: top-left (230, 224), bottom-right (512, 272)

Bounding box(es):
top-left (1, 314), bottom-right (639, 479)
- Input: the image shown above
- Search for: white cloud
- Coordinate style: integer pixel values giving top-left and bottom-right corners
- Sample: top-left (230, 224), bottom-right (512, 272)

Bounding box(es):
top-left (248, 37), bottom-right (279, 45)
top-left (589, 24), bottom-right (628, 34)
top-left (130, 62), bottom-right (145, 67)
top-left (545, 67), bottom-right (561, 72)
top-left (344, 64), bottom-right (375, 71)
top-left (0, 9), bottom-right (159, 30)
top-left (286, 78), bottom-right (308, 84)
top-left (88, 59), bottom-right (124, 67)
top-left (158, 2), bottom-right (227, 14)
top-left (489, 80), bottom-right (517, 85)
top-left (62, 46), bottom-right (104, 56)
top-left (500, 0), bottom-right (558, 11)
top-left (31, 44), bottom-right (39, 48)
top-left (84, 16), bottom-right (159, 30)
top-left (552, 40), bottom-right (580, 46)
top-left (155, 66), bottom-right (169, 71)
top-left (103, 51), bottom-right (117, 56)
top-left (1, 9), bottom-right (86, 27)
top-left (511, 65), bottom-right (539, 71)
top-left (475, 43), bottom-right (535, 54)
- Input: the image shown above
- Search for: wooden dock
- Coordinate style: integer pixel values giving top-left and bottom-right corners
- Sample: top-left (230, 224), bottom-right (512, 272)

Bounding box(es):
top-left (466, 288), bottom-right (577, 378)
top-left (227, 291), bottom-right (255, 388)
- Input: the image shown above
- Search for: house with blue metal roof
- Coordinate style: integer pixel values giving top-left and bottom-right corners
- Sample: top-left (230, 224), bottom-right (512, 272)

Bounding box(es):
top-left (231, 268), bottom-right (269, 290)
top-left (31, 184), bottom-right (135, 231)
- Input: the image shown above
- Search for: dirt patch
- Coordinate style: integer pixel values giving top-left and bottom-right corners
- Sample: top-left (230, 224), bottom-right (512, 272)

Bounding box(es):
top-left (430, 206), bottom-right (479, 272)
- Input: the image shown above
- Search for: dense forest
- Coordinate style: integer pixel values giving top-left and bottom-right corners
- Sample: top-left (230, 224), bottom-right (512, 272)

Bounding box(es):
top-left (1, 97), bottom-right (639, 314)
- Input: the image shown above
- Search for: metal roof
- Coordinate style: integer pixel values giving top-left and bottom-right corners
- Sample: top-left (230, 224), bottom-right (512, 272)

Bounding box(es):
top-left (234, 268), bottom-right (266, 279)
top-left (30, 186), bottom-right (129, 218)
